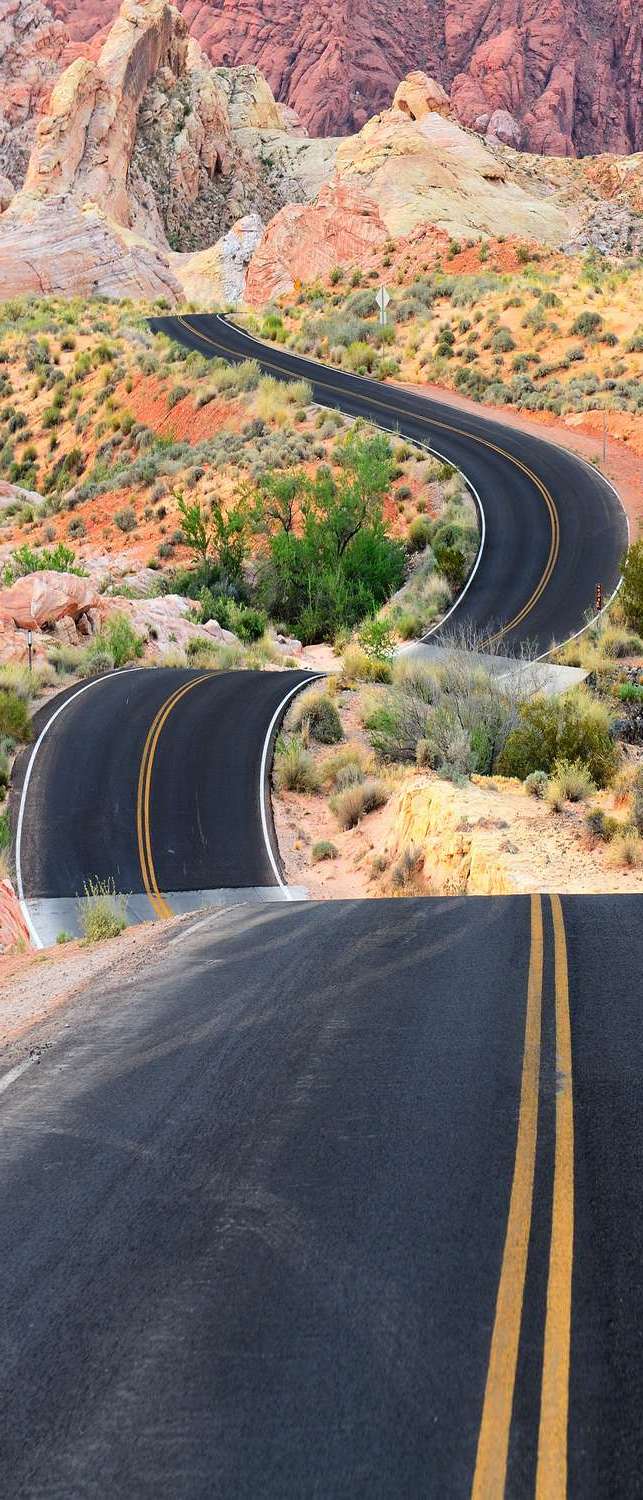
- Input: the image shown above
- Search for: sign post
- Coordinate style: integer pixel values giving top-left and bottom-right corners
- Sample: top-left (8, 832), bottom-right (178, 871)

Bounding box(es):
top-left (27, 628), bottom-right (33, 673)
top-left (595, 583), bottom-right (603, 614)
top-left (376, 285), bottom-right (391, 327)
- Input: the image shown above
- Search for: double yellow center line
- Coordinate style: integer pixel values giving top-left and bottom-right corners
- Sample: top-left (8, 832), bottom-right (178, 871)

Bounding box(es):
top-left (136, 675), bottom-right (210, 918)
top-left (471, 894), bottom-right (575, 1498)
top-left (176, 315), bottom-right (560, 644)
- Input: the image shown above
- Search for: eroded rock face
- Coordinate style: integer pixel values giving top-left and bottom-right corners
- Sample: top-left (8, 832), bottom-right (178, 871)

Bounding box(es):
top-left (0, 0), bottom-right (69, 188)
top-left (245, 180), bottom-right (389, 304)
top-left (51, 0), bottom-right (643, 155)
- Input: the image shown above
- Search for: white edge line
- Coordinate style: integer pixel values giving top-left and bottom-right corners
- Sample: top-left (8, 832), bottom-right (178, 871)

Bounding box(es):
top-left (15, 668), bottom-right (145, 950)
top-left (0, 1056), bottom-right (34, 1098)
top-left (215, 314), bottom-right (630, 661)
top-left (259, 674), bottom-right (324, 897)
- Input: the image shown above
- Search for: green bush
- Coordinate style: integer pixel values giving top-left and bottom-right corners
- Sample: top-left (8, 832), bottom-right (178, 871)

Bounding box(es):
top-left (408, 516), bottom-right (433, 552)
top-left (342, 646), bottom-right (392, 682)
top-left (2, 541), bottom-right (85, 585)
top-left (550, 758), bottom-right (596, 802)
top-left (571, 311), bottom-right (603, 337)
top-left (0, 689), bottom-right (31, 743)
top-left (78, 877), bottom-right (127, 943)
top-left (621, 541), bottom-right (643, 635)
top-left (96, 613), bottom-right (144, 668)
top-left (330, 778), bottom-right (389, 829)
top-left (498, 692), bottom-right (618, 787)
top-left (273, 735), bottom-right (320, 792)
top-left (291, 690), bottom-right (343, 744)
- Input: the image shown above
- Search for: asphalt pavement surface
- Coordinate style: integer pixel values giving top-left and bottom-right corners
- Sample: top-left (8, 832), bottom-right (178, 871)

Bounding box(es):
top-left (1, 895), bottom-right (641, 1497)
top-left (149, 313), bottom-right (628, 657)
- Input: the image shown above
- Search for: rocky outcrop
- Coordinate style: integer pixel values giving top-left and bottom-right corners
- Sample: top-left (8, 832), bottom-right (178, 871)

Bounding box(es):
top-left (245, 180), bottom-right (388, 304)
top-left (0, 0), bottom-right (338, 301)
top-left (0, 879), bottom-right (32, 955)
top-left (0, 571), bottom-right (100, 630)
top-left (175, 212), bottom-right (264, 304)
top-left (51, 0), bottom-right (643, 156)
top-left (0, 0), bottom-right (69, 189)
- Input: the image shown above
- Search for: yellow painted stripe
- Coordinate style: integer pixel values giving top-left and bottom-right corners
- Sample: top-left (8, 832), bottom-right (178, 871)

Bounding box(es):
top-left (176, 316), bottom-right (560, 642)
top-left (136, 676), bottom-right (210, 919)
top-left (471, 893), bottom-right (544, 1499)
top-left (536, 894), bottom-right (575, 1499)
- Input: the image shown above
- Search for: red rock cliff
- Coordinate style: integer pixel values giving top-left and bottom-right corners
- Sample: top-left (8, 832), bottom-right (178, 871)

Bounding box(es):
top-left (48, 0), bottom-right (643, 154)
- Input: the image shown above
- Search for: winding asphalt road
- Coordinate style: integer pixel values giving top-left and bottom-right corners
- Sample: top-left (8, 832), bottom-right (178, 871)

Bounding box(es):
top-left (12, 667), bottom-right (314, 945)
top-left (149, 313), bottom-right (629, 656)
top-left (2, 318), bottom-right (639, 1496)
top-left (2, 894), bottom-right (642, 1497)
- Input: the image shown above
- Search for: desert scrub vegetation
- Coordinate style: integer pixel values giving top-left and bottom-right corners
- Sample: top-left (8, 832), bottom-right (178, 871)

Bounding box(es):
top-left (273, 734), bottom-right (321, 793)
top-left (362, 649), bottom-right (522, 778)
top-left (290, 690), bottom-right (343, 744)
top-left (329, 777), bottom-right (389, 829)
top-left (497, 690), bottom-right (619, 787)
top-left (78, 877), bottom-right (127, 943)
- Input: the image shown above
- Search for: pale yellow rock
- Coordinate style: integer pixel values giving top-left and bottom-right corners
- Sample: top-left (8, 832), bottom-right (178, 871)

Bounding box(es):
top-left (335, 106), bottom-right (570, 242)
top-left (388, 778), bottom-right (520, 895)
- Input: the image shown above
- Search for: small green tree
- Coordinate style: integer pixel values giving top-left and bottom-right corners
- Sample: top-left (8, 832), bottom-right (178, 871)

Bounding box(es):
top-left (621, 540), bottom-right (643, 635)
top-left (176, 493), bottom-right (211, 564)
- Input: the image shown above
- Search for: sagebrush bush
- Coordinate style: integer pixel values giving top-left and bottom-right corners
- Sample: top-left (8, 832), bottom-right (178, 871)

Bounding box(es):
top-left (274, 735), bottom-right (320, 793)
top-left (311, 841), bottom-right (338, 863)
top-left (291, 690), bottom-right (343, 744)
top-left (330, 777), bottom-right (389, 829)
top-left (98, 613), bottom-right (145, 668)
top-left (78, 878), bottom-right (127, 943)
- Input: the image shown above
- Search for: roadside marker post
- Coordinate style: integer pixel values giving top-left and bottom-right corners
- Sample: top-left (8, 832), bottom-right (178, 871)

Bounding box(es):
top-left (595, 583), bottom-right (603, 613)
top-left (27, 628), bottom-right (33, 673)
top-left (376, 285), bottom-right (391, 327)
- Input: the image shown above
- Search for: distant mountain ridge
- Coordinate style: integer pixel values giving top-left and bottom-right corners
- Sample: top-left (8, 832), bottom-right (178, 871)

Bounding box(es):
top-left (47, 0), bottom-right (643, 155)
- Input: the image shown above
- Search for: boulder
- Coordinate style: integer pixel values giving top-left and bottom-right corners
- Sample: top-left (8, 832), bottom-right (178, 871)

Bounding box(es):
top-left (176, 212), bottom-right (264, 305)
top-left (245, 179), bottom-right (388, 303)
top-left (0, 571), bottom-right (100, 629)
top-left (392, 73), bottom-right (450, 123)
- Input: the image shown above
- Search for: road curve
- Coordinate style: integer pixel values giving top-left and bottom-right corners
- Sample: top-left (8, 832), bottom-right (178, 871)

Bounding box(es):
top-left (149, 313), bottom-right (628, 656)
top-left (1, 894), bottom-right (641, 1497)
top-left (12, 666), bottom-right (314, 943)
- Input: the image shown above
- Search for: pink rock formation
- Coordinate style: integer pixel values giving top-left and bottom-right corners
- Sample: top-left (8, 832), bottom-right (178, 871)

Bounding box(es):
top-left (245, 180), bottom-right (389, 304)
top-left (0, 572), bottom-right (100, 630)
top-left (0, 879), bottom-right (31, 954)
top-left (0, 0), bottom-right (70, 187)
top-left (50, 0), bottom-right (643, 155)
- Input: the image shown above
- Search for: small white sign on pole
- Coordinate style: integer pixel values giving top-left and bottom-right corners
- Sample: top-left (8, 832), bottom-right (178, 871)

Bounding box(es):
top-left (376, 285), bottom-right (391, 326)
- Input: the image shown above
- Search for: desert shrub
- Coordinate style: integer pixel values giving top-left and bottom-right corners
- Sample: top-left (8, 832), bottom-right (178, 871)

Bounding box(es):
top-left (491, 326), bottom-right (516, 354)
top-left (605, 831), bottom-right (643, 869)
top-left (584, 808), bottom-right (620, 843)
top-left (550, 758), bottom-right (596, 802)
top-left (0, 689), bottom-right (31, 743)
top-left (311, 841), bottom-right (338, 862)
top-left (291, 690), bottom-right (343, 744)
top-left (0, 810), bottom-right (10, 852)
top-left (390, 845), bottom-right (424, 889)
top-left (366, 657), bottom-right (517, 775)
top-left (358, 617), bottom-right (395, 661)
top-left (571, 311), bottom-right (603, 337)
top-left (408, 516), bottom-right (433, 552)
top-left (330, 777), bottom-right (389, 829)
top-left (632, 769), bottom-right (643, 835)
top-left (114, 506), bottom-right (137, 533)
top-left (2, 541), bottom-right (84, 585)
top-left (341, 646), bottom-right (392, 683)
top-left (497, 691), bottom-right (618, 787)
top-left (83, 647), bottom-right (115, 676)
top-left (97, 613), bottom-right (145, 668)
top-left (621, 541), bottom-right (643, 635)
top-left (597, 626), bottom-right (643, 658)
top-left (618, 683), bottom-right (643, 702)
top-left (322, 743), bottom-right (370, 787)
top-left (78, 877), bottom-right (127, 942)
top-left (273, 735), bottom-right (320, 792)
top-left (525, 770), bottom-right (549, 798)
top-left (231, 605), bottom-right (266, 643)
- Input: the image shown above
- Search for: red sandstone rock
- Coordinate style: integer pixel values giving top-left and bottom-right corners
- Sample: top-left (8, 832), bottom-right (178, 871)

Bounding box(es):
top-left (245, 180), bottom-right (388, 304)
top-left (0, 572), bottom-right (101, 630)
top-left (49, 0), bottom-right (643, 155)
